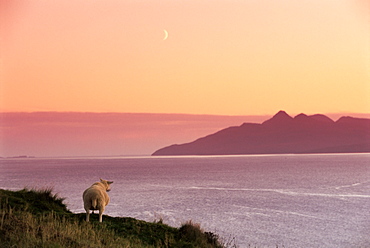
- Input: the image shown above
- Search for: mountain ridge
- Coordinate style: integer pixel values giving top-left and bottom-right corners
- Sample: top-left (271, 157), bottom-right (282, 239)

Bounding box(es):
top-left (152, 111), bottom-right (370, 156)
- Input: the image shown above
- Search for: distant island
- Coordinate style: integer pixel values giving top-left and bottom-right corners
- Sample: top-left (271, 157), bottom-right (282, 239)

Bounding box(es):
top-left (152, 111), bottom-right (370, 156)
top-left (4, 155), bottom-right (36, 159)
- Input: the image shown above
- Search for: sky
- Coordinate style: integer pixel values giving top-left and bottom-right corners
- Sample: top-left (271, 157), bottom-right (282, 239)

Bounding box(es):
top-left (0, 112), bottom-right (268, 156)
top-left (0, 0), bottom-right (369, 157)
top-left (1, 0), bottom-right (369, 116)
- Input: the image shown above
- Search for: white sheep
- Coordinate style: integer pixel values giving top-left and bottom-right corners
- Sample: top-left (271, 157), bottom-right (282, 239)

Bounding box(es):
top-left (83, 178), bottom-right (113, 222)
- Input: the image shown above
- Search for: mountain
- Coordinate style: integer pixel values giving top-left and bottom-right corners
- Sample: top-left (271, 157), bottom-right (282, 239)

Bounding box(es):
top-left (152, 111), bottom-right (370, 156)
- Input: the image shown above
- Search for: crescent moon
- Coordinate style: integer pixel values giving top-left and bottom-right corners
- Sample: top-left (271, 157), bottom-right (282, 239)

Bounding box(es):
top-left (163, 29), bottom-right (168, 41)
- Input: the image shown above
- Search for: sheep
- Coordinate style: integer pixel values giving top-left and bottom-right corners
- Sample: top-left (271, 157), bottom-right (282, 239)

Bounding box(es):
top-left (83, 178), bottom-right (113, 222)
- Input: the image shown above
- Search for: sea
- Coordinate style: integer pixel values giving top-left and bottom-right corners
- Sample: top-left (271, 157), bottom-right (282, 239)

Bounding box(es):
top-left (0, 154), bottom-right (369, 248)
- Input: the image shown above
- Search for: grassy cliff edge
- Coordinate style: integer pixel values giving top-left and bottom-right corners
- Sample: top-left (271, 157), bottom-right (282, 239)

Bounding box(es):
top-left (0, 188), bottom-right (232, 248)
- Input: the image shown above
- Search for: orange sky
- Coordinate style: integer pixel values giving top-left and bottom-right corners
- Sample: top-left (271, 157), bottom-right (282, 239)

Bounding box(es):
top-left (1, 0), bottom-right (369, 116)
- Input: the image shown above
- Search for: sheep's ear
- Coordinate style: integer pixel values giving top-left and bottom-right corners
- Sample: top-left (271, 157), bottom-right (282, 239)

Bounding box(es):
top-left (108, 181), bottom-right (113, 184)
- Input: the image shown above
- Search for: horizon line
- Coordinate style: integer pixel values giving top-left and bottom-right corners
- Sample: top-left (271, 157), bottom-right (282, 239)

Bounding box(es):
top-left (1, 110), bottom-right (370, 116)
top-left (2, 152), bottom-right (370, 160)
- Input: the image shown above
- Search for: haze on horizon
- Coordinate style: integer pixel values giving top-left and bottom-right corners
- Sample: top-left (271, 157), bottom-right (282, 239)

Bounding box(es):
top-left (1, 0), bottom-right (369, 116)
top-left (0, 111), bottom-right (369, 157)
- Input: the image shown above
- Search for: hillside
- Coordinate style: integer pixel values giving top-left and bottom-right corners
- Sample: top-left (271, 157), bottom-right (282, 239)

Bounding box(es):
top-left (152, 111), bottom-right (370, 156)
top-left (0, 188), bottom-right (226, 248)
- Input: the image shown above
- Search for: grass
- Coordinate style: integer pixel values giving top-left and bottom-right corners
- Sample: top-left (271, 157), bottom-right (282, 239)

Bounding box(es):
top-left (0, 188), bottom-right (231, 248)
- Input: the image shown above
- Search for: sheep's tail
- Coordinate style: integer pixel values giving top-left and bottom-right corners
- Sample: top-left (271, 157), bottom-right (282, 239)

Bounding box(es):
top-left (91, 198), bottom-right (98, 209)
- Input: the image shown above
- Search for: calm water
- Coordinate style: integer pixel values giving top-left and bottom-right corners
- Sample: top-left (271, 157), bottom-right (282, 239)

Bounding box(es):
top-left (0, 154), bottom-right (369, 247)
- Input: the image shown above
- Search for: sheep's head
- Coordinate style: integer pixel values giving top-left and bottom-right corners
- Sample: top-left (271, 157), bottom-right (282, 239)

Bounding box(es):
top-left (100, 178), bottom-right (113, 192)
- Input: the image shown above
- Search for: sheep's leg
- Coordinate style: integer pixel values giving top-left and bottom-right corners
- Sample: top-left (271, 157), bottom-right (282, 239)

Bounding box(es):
top-left (98, 207), bottom-right (105, 222)
top-left (86, 210), bottom-right (90, 222)
top-left (99, 210), bottom-right (103, 222)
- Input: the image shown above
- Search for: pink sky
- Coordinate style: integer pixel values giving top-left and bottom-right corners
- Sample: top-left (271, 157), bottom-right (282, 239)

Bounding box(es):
top-left (0, 112), bottom-right (268, 157)
top-left (1, 112), bottom-right (369, 157)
